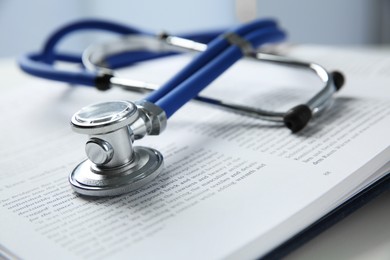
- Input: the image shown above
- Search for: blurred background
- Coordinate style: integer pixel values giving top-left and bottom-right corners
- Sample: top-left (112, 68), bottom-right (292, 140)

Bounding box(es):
top-left (1, 0), bottom-right (389, 58)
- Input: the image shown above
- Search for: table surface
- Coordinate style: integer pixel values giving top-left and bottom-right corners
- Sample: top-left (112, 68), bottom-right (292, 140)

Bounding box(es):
top-left (1, 58), bottom-right (390, 260)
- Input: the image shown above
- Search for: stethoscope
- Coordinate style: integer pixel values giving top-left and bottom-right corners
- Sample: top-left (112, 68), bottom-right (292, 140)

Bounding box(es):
top-left (19, 19), bottom-right (344, 197)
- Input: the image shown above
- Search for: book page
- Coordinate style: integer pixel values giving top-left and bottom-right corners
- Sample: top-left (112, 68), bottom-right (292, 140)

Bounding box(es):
top-left (0, 48), bottom-right (389, 259)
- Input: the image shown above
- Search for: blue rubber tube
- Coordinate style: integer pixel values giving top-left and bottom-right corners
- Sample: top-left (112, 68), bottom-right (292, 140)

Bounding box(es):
top-left (155, 28), bottom-right (285, 117)
top-left (18, 18), bottom-right (285, 96)
top-left (19, 54), bottom-right (97, 86)
top-left (41, 20), bottom-right (224, 66)
top-left (41, 19), bottom-right (150, 64)
top-left (145, 19), bottom-right (278, 103)
top-left (145, 36), bottom-right (231, 103)
top-left (18, 19), bottom-right (225, 88)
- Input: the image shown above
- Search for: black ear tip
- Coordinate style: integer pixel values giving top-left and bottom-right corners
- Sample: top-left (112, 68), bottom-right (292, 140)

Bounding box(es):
top-left (95, 73), bottom-right (113, 91)
top-left (283, 105), bottom-right (312, 133)
top-left (331, 71), bottom-right (345, 91)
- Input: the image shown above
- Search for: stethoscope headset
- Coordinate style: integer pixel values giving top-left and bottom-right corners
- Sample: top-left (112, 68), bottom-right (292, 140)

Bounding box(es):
top-left (19, 18), bottom-right (344, 196)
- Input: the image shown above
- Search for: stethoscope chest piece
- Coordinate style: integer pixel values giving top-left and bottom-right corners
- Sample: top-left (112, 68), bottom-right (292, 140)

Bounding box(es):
top-left (69, 100), bottom-right (164, 197)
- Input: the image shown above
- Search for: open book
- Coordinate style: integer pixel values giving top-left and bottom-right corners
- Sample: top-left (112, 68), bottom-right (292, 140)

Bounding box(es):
top-left (0, 45), bottom-right (389, 259)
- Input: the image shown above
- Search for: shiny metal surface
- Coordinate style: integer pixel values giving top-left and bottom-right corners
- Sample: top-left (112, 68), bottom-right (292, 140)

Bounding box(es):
top-left (127, 100), bottom-right (168, 139)
top-left (223, 32), bottom-right (254, 55)
top-left (135, 100), bottom-right (167, 136)
top-left (253, 53), bottom-right (336, 117)
top-left (161, 34), bottom-right (207, 52)
top-left (70, 100), bottom-right (167, 196)
top-left (89, 127), bottom-right (134, 168)
top-left (69, 146), bottom-right (164, 196)
top-left (71, 100), bottom-right (139, 135)
top-left (85, 138), bottom-right (114, 165)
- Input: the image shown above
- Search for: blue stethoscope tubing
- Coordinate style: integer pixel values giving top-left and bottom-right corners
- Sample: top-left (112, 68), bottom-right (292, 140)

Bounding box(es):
top-left (19, 18), bottom-right (285, 118)
top-left (19, 19), bottom-right (344, 132)
top-left (18, 19), bottom-right (224, 88)
top-left (147, 20), bottom-right (284, 117)
top-left (19, 18), bottom-right (347, 197)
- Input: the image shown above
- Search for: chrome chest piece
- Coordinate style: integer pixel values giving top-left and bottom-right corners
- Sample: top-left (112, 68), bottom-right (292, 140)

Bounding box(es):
top-left (69, 100), bottom-right (166, 197)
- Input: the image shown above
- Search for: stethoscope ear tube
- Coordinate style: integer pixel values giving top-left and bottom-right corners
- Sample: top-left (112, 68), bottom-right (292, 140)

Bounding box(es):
top-left (18, 53), bottom-right (98, 87)
top-left (19, 18), bottom-right (345, 134)
top-left (18, 19), bottom-right (224, 92)
top-left (148, 24), bottom-right (286, 118)
top-left (19, 53), bottom-right (116, 90)
top-left (18, 19), bottom-right (153, 89)
top-left (86, 39), bottom-right (344, 133)
top-left (40, 19), bottom-right (150, 64)
top-left (283, 70), bottom-right (344, 132)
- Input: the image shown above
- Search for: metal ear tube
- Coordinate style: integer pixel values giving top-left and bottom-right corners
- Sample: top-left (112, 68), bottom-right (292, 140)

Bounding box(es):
top-left (69, 100), bottom-right (166, 197)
